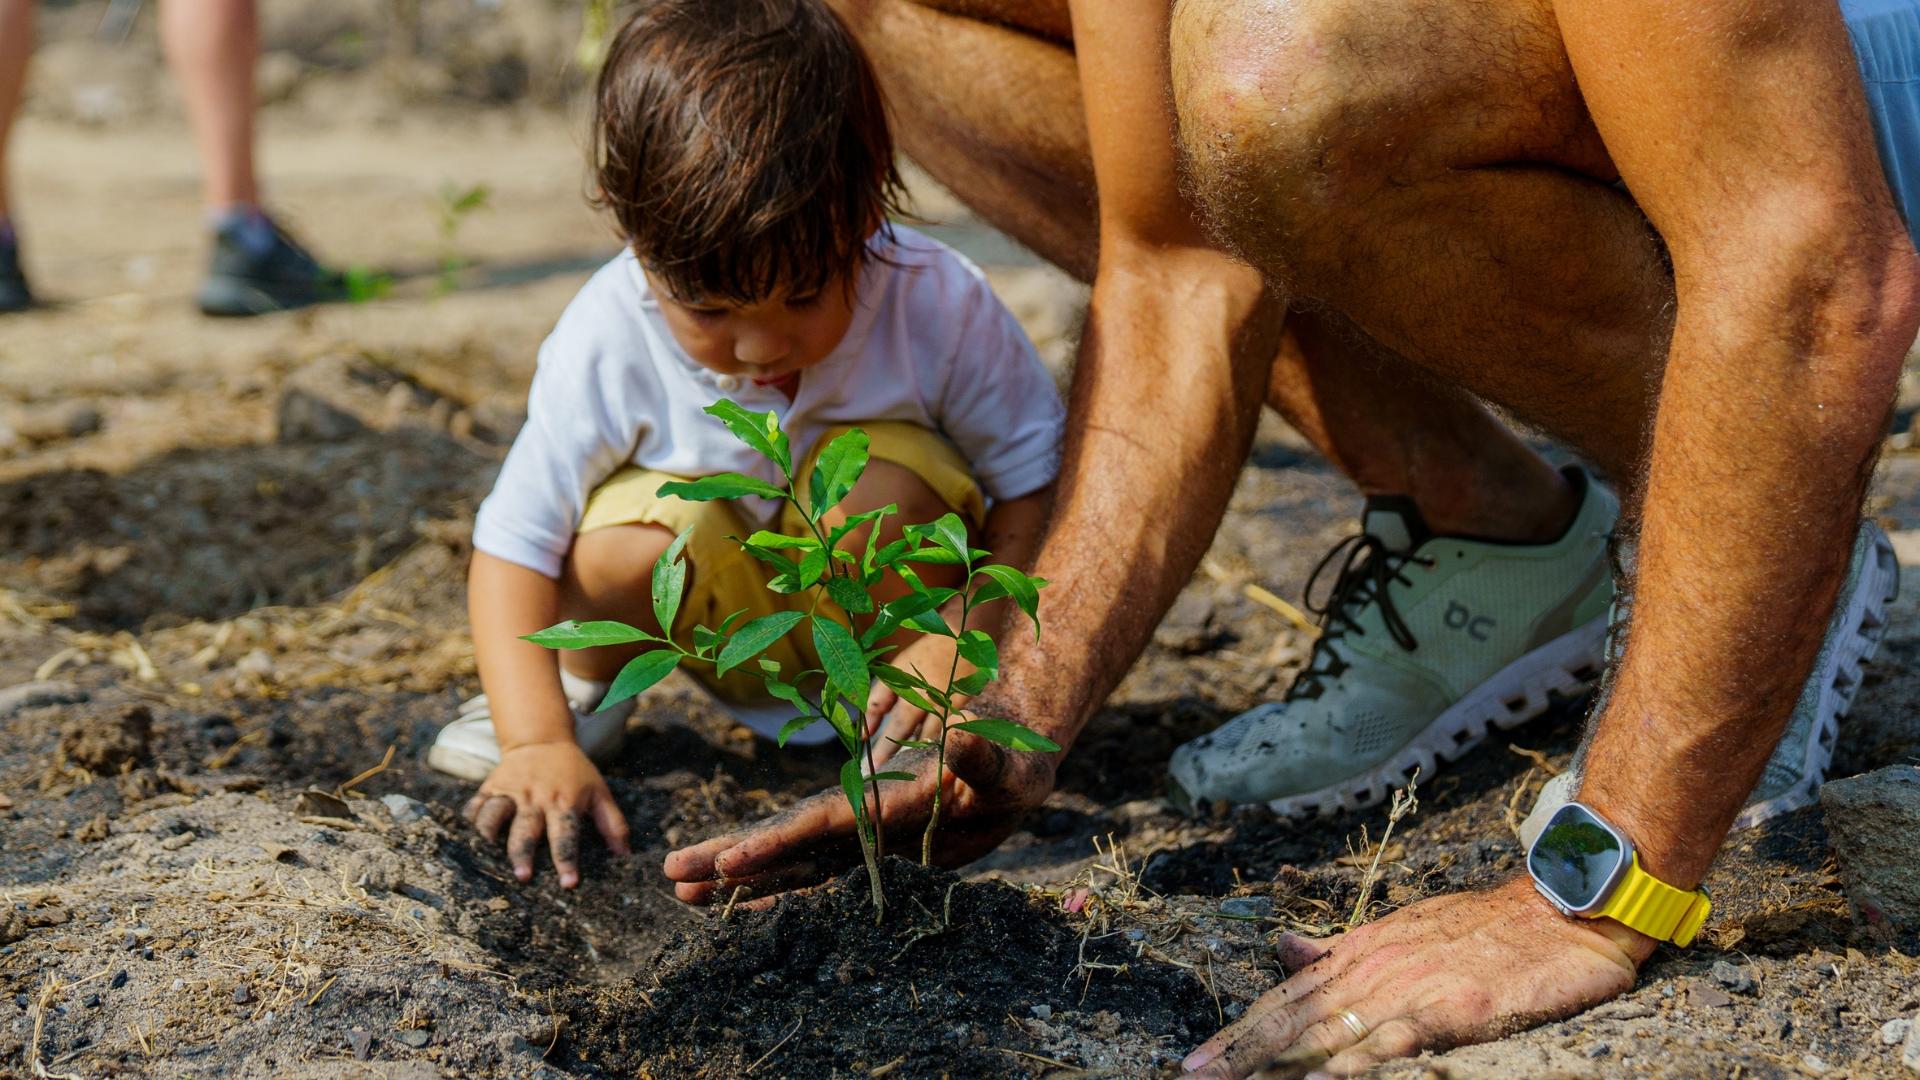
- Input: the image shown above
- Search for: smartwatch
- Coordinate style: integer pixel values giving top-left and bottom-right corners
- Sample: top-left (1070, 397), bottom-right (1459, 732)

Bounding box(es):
top-left (1526, 801), bottom-right (1712, 947)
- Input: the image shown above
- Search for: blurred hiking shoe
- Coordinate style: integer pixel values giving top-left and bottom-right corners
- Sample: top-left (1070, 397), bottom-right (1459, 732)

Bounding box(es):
top-left (196, 210), bottom-right (346, 317)
top-left (1520, 520), bottom-right (1899, 844)
top-left (427, 674), bottom-right (634, 783)
top-left (1167, 467), bottom-right (1617, 817)
top-left (0, 228), bottom-right (32, 313)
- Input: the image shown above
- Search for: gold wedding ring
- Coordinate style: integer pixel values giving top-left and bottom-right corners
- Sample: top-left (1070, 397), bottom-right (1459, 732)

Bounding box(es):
top-left (1336, 1008), bottom-right (1370, 1042)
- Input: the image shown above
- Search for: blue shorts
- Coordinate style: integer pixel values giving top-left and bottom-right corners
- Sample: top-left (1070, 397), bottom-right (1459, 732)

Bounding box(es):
top-left (1844, 0), bottom-right (1920, 247)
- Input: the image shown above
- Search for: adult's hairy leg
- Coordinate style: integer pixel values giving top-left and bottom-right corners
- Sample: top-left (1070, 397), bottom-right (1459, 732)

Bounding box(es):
top-left (834, 0), bottom-right (1573, 540)
top-left (1173, 0), bottom-right (1670, 481)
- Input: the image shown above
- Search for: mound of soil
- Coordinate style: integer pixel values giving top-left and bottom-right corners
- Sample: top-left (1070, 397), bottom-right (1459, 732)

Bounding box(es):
top-left (563, 859), bottom-right (1216, 1079)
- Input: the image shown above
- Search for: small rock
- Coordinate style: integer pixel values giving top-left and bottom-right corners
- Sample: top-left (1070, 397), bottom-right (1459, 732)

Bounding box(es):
top-left (82, 995), bottom-right (99, 1009)
top-left (1224, 1001), bottom-right (1246, 1021)
top-left (395, 1029), bottom-right (431, 1049)
top-left (1198, 936), bottom-right (1235, 961)
top-left (1821, 766), bottom-right (1920, 927)
top-left (1124, 928), bottom-right (1147, 942)
top-left (1710, 960), bottom-right (1755, 994)
top-left (380, 794), bottom-right (429, 825)
top-left (109, 970), bottom-right (127, 989)
top-left (1882, 1017), bottom-right (1911, 1046)
top-left (120, 931), bottom-right (138, 950)
top-left (1803, 1054), bottom-right (1828, 1075)
top-left (294, 788), bottom-right (354, 819)
top-left (1689, 983), bottom-right (1735, 1009)
top-left (170, 978), bottom-right (184, 992)
top-left (1903, 1015), bottom-right (1920, 1073)
top-left (1030, 1004), bottom-right (1052, 1021)
top-left (484, 897), bottom-right (511, 913)
top-left (1586, 1043), bottom-right (1611, 1059)
top-left (1219, 896), bottom-right (1275, 919)
top-left (348, 1029), bottom-right (373, 1060)
top-left (232, 984), bottom-right (251, 1005)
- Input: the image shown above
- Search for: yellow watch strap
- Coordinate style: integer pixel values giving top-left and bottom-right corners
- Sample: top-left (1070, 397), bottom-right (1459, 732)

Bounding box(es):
top-left (1593, 851), bottom-right (1712, 947)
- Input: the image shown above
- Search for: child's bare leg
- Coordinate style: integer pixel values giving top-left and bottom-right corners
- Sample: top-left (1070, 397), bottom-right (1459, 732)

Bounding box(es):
top-left (556, 523), bottom-right (680, 682)
top-left (0, 0), bottom-right (34, 221)
top-left (158, 0), bottom-right (260, 209)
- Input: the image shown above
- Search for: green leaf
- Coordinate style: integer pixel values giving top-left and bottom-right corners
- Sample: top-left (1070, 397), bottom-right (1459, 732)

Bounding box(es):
top-left (826, 576), bottom-right (874, 616)
top-left (523, 620), bottom-right (658, 650)
top-left (695, 608), bottom-right (749, 655)
top-left (659, 472), bottom-right (787, 502)
top-left (704, 400), bottom-right (791, 474)
top-left (889, 738), bottom-right (940, 750)
top-left (743, 531), bottom-right (822, 552)
top-left (861, 589), bottom-right (957, 648)
top-left (602, 649), bottom-right (680, 709)
top-left (757, 656), bottom-right (782, 675)
top-left (808, 428), bottom-right (870, 519)
top-left (799, 547), bottom-right (830, 589)
top-left (956, 629), bottom-right (998, 674)
top-left (868, 771), bottom-right (916, 782)
top-left (954, 670), bottom-right (995, 695)
top-left (955, 717), bottom-right (1060, 752)
top-left (716, 610), bottom-right (808, 677)
top-left (830, 506), bottom-right (893, 554)
top-left (899, 546), bottom-right (966, 565)
top-left (839, 758), bottom-right (867, 828)
top-left (813, 617), bottom-right (870, 709)
top-left (651, 528), bottom-right (691, 638)
top-left (828, 699), bottom-right (861, 755)
top-left (871, 663), bottom-right (949, 715)
top-left (972, 565), bottom-right (1047, 637)
top-left (868, 537), bottom-right (914, 574)
top-left (905, 513), bottom-right (971, 568)
top-left (762, 674), bottom-right (810, 717)
top-left (777, 713), bottom-right (819, 747)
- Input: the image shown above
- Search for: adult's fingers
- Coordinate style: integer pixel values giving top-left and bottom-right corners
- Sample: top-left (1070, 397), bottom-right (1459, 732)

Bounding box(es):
top-left (864, 682), bottom-right (898, 738)
top-left (869, 704), bottom-right (934, 767)
top-left (590, 787), bottom-right (632, 858)
top-left (1308, 1018), bottom-right (1424, 1079)
top-left (470, 794), bottom-right (516, 843)
top-left (546, 806), bottom-right (585, 890)
top-left (1185, 935), bottom-right (1352, 1077)
top-left (672, 859), bottom-right (829, 905)
top-left (709, 785), bottom-right (866, 880)
top-left (505, 801), bottom-right (546, 883)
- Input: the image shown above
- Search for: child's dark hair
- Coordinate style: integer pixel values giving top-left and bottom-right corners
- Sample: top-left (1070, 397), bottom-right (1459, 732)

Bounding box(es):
top-left (591, 0), bottom-right (905, 305)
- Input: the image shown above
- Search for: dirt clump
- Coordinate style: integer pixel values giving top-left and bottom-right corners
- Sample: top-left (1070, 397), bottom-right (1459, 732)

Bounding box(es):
top-left (57, 703), bottom-right (152, 774)
top-left (561, 858), bottom-right (1216, 1079)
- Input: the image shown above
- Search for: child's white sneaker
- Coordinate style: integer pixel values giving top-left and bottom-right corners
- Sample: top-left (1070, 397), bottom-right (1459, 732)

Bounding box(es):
top-left (426, 671), bottom-right (634, 782)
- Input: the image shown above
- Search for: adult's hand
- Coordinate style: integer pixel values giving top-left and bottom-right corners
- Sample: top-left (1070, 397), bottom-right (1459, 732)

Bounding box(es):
top-left (664, 728), bottom-right (1057, 903)
top-left (1182, 877), bottom-right (1651, 1078)
top-left (463, 742), bottom-right (632, 890)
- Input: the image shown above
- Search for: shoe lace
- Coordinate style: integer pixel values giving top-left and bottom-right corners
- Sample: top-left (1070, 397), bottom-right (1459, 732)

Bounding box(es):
top-left (1287, 532), bottom-right (1433, 700)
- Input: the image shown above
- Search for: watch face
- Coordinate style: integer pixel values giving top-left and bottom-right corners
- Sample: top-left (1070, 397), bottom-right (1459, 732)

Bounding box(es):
top-left (1528, 803), bottom-right (1631, 915)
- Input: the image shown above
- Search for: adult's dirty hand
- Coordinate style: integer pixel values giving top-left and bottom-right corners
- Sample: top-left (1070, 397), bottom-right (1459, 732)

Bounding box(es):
top-left (1181, 877), bottom-right (1652, 1078)
top-left (464, 741), bottom-right (631, 890)
top-left (663, 725), bottom-right (1058, 904)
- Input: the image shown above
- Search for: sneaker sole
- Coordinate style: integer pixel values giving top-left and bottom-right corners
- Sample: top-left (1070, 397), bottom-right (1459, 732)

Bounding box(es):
top-left (1733, 524), bottom-right (1899, 829)
top-left (1264, 615), bottom-right (1608, 819)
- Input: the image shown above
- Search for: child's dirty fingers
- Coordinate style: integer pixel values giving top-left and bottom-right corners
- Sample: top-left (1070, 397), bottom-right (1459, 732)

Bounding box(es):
top-left (505, 803), bottom-right (546, 882)
top-left (547, 807), bottom-right (583, 889)
top-left (590, 789), bottom-right (632, 857)
top-left (470, 794), bottom-right (515, 842)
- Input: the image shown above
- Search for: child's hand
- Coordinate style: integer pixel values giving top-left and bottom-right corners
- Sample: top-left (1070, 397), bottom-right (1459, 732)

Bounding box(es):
top-left (463, 742), bottom-right (631, 889)
top-left (866, 634), bottom-right (970, 767)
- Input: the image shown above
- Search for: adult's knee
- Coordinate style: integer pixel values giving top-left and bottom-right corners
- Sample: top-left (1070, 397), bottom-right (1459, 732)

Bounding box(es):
top-left (1170, 0), bottom-right (1419, 289)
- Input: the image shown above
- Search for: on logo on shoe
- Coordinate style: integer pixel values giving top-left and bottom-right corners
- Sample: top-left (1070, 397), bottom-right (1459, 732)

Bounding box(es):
top-left (1444, 601), bottom-right (1496, 642)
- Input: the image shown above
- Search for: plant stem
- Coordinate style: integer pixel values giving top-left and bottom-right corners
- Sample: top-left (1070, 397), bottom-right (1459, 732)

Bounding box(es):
top-left (921, 595), bottom-right (973, 865)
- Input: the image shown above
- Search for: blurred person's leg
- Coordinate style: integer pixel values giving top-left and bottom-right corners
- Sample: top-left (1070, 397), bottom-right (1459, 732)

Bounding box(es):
top-left (160, 0), bottom-right (341, 315)
top-left (0, 0), bottom-right (34, 311)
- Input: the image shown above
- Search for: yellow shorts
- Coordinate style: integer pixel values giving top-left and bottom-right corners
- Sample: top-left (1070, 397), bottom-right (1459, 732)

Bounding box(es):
top-left (575, 421), bottom-right (985, 704)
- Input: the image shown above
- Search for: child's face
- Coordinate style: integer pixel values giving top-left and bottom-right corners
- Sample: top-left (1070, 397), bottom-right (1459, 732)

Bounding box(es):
top-left (647, 269), bottom-right (858, 385)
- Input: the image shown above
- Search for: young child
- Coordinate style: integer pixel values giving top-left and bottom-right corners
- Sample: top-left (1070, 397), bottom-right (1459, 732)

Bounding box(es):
top-left (430, 0), bottom-right (1064, 888)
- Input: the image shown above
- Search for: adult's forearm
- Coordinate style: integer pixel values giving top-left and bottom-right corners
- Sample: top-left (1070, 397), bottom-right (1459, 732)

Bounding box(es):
top-left (975, 254), bottom-right (1282, 748)
top-left (1580, 248), bottom-right (1920, 887)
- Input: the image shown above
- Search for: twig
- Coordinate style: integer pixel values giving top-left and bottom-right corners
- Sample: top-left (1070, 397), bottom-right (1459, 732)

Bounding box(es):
top-left (721, 884), bottom-right (748, 922)
top-left (338, 745), bottom-right (397, 797)
top-left (744, 1013), bottom-right (804, 1074)
top-left (992, 1047), bottom-right (1079, 1069)
top-left (1349, 770), bottom-right (1419, 926)
top-left (305, 975), bottom-right (339, 1006)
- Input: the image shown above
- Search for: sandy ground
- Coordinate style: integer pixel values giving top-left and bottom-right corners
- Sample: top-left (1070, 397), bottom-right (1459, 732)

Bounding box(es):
top-left (2, 19), bottom-right (1920, 1078)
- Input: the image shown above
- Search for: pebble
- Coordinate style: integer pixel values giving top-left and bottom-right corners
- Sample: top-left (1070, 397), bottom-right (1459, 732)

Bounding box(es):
top-left (233, 985), bottom-right (251, 1005)
top-left (110, 970), bottom-right (127, 989)
top-left (1903, 1015), bottom-right (1920, 1073)
top-left (395, 1029), bottom-right (431, 1049)
top-left (1822, 766), bottom-right (1920, 927)
top-left (1711, 960), bottom-right (1755, 994)
top-left (381, 794), bottom-right (429, 825)
top-left (1218, 896), bottom-right (1275, 919)
top-left (170, 978), bottom-right (185, 992)
top-left (1586, 1043), bottom-right (1612, 1059)
top-left (1030, 1005), bottom-right (1052, 1021)
top-left (1804, 1054), bottom-right (1828, 1075)
top-left (1689, 983), bottom-right (1735, 1009)
top-left (83, 995), bottom-right (99, 1009)
top-left (1124, 929), bottom-right (1148, 942)
top-left (348, 1030), bottom-right (373, 1060)
top-left (1883, 1018), bottom-right (1912, 1046)
top-left (13, 993), bottom-right (27, 1009)
top-left (1198, 936), bottom-right (1235, 961)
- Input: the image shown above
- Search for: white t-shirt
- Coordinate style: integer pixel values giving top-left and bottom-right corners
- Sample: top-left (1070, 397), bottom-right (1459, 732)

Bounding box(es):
top-left (473, 227), bottom-right (1066, 579)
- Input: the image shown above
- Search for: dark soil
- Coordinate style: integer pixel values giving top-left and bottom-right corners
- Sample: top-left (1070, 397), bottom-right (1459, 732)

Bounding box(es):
top-left (562, 859), bottom-right (1216, 1079)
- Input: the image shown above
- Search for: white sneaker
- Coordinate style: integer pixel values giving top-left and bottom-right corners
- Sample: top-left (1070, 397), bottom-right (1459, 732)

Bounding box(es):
top-left (426, 673), bottom-right (634, 782)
